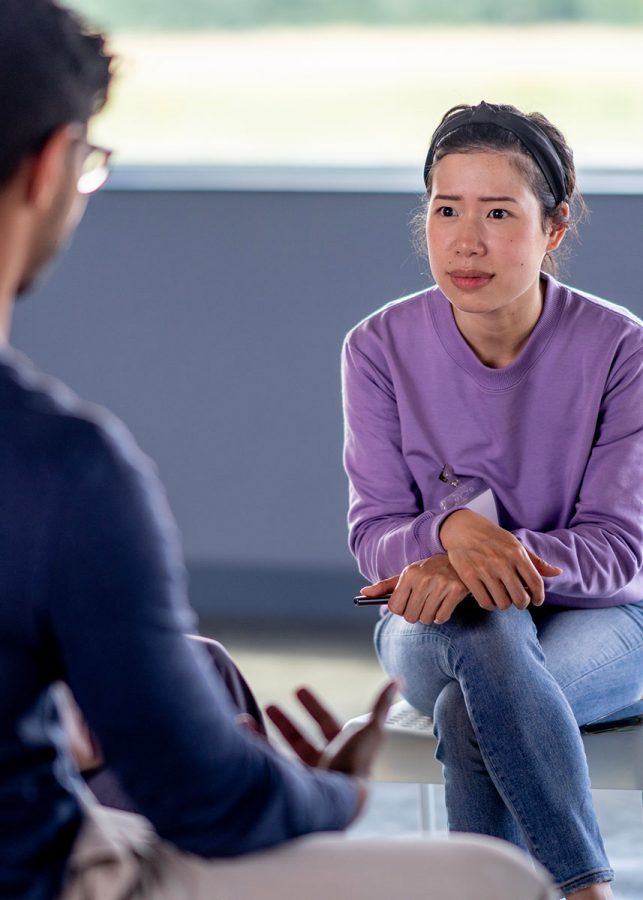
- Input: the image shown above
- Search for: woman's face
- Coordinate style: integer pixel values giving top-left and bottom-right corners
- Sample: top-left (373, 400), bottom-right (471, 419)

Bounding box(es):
top-left (425, 151), bottom-right (565, 319)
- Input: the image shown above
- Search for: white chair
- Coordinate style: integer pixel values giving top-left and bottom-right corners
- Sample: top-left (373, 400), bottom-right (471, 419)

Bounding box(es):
top-left (344, 697), bottom-right (643, 832)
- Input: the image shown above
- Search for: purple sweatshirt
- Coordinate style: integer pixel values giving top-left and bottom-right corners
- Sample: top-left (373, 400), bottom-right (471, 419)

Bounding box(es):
top-left (342, 273), bottom-right (643, 608)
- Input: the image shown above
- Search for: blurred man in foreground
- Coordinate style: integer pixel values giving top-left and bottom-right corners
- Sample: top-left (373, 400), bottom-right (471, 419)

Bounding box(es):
top-left (0, 3), bottom-right (556, 899)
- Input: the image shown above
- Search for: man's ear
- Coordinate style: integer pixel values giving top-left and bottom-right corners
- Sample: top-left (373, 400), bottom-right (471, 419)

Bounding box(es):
top-left (25, 125), bottom-right (77, 210)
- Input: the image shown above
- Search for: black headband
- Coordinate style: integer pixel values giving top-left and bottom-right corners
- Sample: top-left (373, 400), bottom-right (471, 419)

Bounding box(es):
top-left (423, 102), bottom-right (568, 205)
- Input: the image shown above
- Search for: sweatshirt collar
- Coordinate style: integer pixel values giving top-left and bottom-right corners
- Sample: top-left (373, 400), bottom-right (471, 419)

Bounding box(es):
top-left (429, 271), bottom-right (567, 391)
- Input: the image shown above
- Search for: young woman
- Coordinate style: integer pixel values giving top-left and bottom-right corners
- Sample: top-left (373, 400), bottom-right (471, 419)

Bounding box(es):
top-left (342, 101), bottom-right (643, 899)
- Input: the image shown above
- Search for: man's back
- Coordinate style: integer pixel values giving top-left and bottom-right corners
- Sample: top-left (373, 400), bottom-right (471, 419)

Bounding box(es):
top-left (0, 350), bottom-right (90, 897)
top-left (0, 348), bottom-right (357, 899)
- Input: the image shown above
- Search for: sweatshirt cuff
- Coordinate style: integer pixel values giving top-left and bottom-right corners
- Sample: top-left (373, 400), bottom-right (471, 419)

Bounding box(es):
top-left (412, 507), bottom-right (468, 558)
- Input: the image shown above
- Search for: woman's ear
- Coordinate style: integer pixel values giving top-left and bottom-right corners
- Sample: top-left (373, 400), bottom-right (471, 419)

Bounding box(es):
top-left (24, 125), bottom-right (77, 210)
top-left (545, 201), bottom-right (570, 252)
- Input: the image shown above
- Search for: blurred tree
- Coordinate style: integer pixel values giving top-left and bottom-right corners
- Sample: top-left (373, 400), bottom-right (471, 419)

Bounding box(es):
top-left (71, 0), bottom-right (643, 30)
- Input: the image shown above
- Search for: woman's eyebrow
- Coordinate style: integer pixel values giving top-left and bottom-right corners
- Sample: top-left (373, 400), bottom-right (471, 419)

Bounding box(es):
top-left (432, 194), bottom-right (519, 202)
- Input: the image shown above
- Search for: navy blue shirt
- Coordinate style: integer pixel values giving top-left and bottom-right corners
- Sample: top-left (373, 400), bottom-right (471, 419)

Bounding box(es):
top-left (0, 349), bottom-right (357, 899)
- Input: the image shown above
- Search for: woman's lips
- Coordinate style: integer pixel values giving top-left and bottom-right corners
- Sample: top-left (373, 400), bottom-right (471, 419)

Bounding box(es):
top-left (449, 271), bottom-right (494, 290)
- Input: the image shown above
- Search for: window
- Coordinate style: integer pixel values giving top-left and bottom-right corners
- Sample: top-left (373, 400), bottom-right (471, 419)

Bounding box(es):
top-left (74, 1), bottom-right (643, 170)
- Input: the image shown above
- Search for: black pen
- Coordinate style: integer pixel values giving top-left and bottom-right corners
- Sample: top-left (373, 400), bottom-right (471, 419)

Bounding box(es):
top-left (354, 591), bottom-right (477, 607)
top-left (353, 594), bottom-right (391, 606)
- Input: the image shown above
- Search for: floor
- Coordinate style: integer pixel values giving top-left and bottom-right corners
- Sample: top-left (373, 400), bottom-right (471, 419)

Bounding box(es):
top-left (204, 617), bottom-right (643, 900)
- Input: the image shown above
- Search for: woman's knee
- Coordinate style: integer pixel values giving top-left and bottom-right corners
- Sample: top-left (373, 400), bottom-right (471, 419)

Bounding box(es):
top-left (445, 604), bottom-right (543, 671)
top-left (433, 681), bottom-right (478, 766)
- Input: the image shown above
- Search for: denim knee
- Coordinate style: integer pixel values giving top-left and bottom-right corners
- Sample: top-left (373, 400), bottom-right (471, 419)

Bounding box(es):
top-left (443, 604), bottom-right (544, 675)
top-left (433, 681), bottom-right (477, 769)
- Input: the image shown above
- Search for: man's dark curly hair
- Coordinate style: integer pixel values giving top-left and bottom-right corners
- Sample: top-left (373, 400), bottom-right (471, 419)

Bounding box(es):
top-left (0, 0), bottom-right (113, 188)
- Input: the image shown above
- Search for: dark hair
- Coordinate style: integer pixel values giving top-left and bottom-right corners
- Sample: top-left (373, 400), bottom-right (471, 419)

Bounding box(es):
top-left (0, 0), bottom-right (113, 189)
top-left (416, 102), bottom-right (587, 276)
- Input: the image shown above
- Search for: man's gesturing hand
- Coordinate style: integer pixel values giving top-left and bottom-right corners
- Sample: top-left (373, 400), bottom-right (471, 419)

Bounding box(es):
top-left (265, 680), bottom-right (398, 778)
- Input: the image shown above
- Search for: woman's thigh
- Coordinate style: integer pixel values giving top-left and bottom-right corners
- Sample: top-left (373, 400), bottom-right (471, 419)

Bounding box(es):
top-left (374, 599), bottom-right (541, 717)
top-left (375, 599), bottom-right (643, 726)
top-left (531, 600), bottom-right (643, 726)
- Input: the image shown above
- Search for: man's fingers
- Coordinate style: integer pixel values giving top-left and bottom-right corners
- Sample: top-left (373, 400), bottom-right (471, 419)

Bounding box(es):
top-left (368, 680), bottom-right (399, 726)
top-left (295, 687), bottom-right (342, 742)
top-left (265, 704), bottom-right (321, 764)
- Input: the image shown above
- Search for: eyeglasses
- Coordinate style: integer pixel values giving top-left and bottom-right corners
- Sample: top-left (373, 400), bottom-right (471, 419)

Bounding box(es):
top-left (77, 143), bottom-right (113, 195)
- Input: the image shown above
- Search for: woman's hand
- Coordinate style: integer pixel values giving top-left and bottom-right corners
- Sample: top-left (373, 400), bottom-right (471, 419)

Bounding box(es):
top-left (360, 554), bottom-right (470, 624)
top-left (439, 509), bottom-right (562, 610)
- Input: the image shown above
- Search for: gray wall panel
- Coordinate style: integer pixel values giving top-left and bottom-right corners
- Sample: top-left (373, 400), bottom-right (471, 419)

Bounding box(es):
top-left (11, 188), bottom-right (643, 621)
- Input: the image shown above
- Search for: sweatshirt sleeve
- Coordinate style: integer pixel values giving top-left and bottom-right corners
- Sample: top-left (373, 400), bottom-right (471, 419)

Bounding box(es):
top-left (342, 336), bottom-right (450, 582)
top-left (513, 345), bottom-right (643, 602)
top-left (41, 418), bottom-right (358, 857)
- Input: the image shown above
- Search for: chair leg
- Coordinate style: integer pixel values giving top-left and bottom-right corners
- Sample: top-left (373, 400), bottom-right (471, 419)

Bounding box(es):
top-left (417, 783), bottom-right (438, 834)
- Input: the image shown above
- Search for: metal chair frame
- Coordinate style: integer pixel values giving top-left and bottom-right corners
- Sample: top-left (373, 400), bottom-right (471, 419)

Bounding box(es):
top-left (344, 698), bottom-right (643, 833)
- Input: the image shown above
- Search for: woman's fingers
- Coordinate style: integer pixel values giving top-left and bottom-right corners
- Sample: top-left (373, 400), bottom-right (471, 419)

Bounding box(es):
top-left (512, 550), bottom-right (560, 607)
top-left (372, 555), bottom-right (472, 624)
top-left (360, 575), bottom-right (399, 597)
top-left (498, 572), bottom-right (531, 609)
top-left (395, 580), bottom-right (447, 624)
top-left (440, 512), bottom-right (553, 610)
top-left (526, 550), bottom-right (562, 577)
top-left (396, 556), bottom-right (469, 621)
top-left (400, 582), bottom-right (434, 622)
top-left (514, 555), bottom-right (546, 605)
top-left (449, 541), bottom-right (544, 610)
top-left (387, 578), bottom-right (412, 617)
top-left (383, 532), bottom-right (558, 621)
top-left (463, 576), bottom-right (496, 611)
top-left (483, 578), bottom-right (515, 610)
top-left (433, 589), bottom-right (468, 623)
top-left (418, 590), bottom-right (445, 624)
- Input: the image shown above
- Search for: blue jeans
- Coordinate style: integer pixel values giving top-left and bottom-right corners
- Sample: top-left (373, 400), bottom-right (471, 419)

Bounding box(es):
top-left (374, 598), bottom-right (643, 894)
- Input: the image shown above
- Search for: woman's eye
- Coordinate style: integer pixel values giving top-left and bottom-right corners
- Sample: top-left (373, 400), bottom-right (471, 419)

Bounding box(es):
top-left (489, 208), bottom-right (509, 219)
top-left (437, 206), bottom-right (456, 217)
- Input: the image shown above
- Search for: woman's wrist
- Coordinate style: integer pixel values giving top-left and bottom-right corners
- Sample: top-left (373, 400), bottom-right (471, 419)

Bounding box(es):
top-left (439, 508), bottom-right (473, 550)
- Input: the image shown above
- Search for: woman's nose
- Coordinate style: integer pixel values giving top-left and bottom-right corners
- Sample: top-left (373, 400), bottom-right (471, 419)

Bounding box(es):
top-left (452, 219), bottom-right (485, 256)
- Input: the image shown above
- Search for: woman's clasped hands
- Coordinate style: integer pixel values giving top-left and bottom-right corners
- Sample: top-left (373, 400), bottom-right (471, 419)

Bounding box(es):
top-left (361, 509), bottom-right (562, 624)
